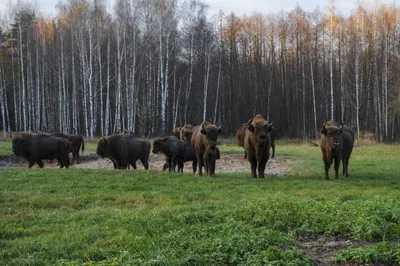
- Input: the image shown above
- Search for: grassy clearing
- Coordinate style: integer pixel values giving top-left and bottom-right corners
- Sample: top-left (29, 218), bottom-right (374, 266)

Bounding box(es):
top-left (0, 141), bottom-right (399, 265)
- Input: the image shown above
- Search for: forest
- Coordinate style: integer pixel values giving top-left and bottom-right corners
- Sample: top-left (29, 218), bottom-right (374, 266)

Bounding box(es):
top-left (0, 0), bottom-right (399, 141)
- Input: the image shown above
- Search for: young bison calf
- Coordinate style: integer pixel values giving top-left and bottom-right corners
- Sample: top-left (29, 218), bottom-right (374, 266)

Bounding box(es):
top-left (153, 137), bottom-right (185, 172)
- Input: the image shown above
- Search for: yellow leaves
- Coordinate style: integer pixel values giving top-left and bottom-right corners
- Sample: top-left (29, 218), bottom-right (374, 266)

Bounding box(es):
top-left (36, 17), bottom-right (54, 45)
top-left (74, 3), bottom-right (88, 16)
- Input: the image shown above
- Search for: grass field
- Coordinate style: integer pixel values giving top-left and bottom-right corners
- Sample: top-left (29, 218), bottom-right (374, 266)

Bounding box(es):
top-left (0, 140), bottom-right (399, 265)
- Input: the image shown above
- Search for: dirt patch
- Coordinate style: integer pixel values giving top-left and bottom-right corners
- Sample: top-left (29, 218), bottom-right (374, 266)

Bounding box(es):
top-left (0, 152), bottom-right (293, 176)
top-left (297, 236), bottom-right (369, 266)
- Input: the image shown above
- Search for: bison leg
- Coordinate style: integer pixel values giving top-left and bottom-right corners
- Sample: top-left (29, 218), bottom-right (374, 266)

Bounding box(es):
top-left (258, 161), bottom-right (267, 178)
top-left (37, 160), bottom-right (44, 168)
top-left (334, 157), bottom-right (340, 180)
top-left (162, 163), bottom-right (169, 171)
top-left (76, 152), bottom-right (80, 164)
top-left (171, 156), bottom-right (177, 172)
top-left (140, 157), bottom-right (149, 170)
top-left (342, 157), bottom-right (349, 177)
top-left (323, 157), bottom-right (330, 180)
top-left (243, 151), bottom-right (247, 159)
top-left (271, 143), bottom-right (275, 158)
top-left (192, 161), bottom-right (197, 174)
top-left (179, 160), bottom-right (184, 173)
top-left (247, 154), bottom-right (257, 178)
top-left (196, 153), bottom-right (203, 176)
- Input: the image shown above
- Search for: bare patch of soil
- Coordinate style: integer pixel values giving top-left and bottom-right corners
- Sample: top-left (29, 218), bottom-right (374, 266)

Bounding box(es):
top-left (0, 152), bottom-right (294, 176)
top-left (297, 236), bottom-right (369, 266)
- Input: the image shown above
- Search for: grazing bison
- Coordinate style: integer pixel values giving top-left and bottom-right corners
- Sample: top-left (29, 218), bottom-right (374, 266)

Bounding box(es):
top-left (244, 114), bottom-right (272, 178)
top-left (162, 142), bottom-right (198, 173)
top-left (236, 121), bottom-right (276, 159)
top-left (320, 121), bottom-right (354, 180)
top-left (49, 132), bottom-right (85, 164)
top-left (12, 134), bottom-right (70, 168)
top-left (153, 137), bottom-right (185, 172)
top-left (96, 134), bottom-right (150, 170)
top-left (191, 121), bottom-right (222, 176)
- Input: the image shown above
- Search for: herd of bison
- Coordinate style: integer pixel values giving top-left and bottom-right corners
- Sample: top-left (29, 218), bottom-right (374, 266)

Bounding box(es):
top-left (9, 114), bottom-right (354, 180)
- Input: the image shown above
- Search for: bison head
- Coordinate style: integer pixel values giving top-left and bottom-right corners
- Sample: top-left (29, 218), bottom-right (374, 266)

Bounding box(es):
top-left (152, 138), bottom-right (166, 155)
top-left (247, 115), bottom-right (271, 147)
top-left (180, 124), bottom-right (194, 143)
top-left (172, 127), bottom-right (182, 139)
top-left (200, 123), bottom-right (222, 149)
top-left (11, 136), bottom-right (25, 157)
top-left (96, 137), bottom-right (109, 158)
top-left (321, 122), bottom-right (343, 150)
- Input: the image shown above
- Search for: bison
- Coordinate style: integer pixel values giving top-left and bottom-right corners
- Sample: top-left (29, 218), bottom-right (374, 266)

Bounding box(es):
top-left (96, 134), bottom-right (150, 170)
top-left (179, 124), bottom-right (194, 143)
top-left (236, 121), bottom-right (276, 159)
top-left (153, 137), bottom-right (185, 172)
top-left (244, 114), bottom-right (272, 178)
top-left (172, 127), bottom-right (182, 139)
top-left (191, 121), bottom-right (222, 176)
top-left (320, 121), bottom-right (354, 180)
top-left (49, 132), bottom-right (85, 164)
top-left (12, 134), bottom-right (70, 168)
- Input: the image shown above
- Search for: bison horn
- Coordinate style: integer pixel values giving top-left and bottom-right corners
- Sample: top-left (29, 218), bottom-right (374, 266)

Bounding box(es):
top-left (269, 121), bottom-right (274, 126)
top-left (181, 125), bottom-right (186, 132)
top-left (247, 118), bottom-right (253, 125)
top-left (339, 123), bottom-right (344, 130)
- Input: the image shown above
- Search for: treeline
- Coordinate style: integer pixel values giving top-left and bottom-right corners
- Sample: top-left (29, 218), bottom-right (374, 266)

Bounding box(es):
top-left (0, 0), bottom-right (400, 140)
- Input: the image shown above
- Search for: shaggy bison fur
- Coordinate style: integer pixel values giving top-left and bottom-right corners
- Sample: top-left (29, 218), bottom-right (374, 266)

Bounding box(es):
top-left (12, 134), bottom-right (71, 168)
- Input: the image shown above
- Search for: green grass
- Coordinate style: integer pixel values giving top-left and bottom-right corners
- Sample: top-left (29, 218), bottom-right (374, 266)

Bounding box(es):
top-left (1, 141), bottom-right (400, 265)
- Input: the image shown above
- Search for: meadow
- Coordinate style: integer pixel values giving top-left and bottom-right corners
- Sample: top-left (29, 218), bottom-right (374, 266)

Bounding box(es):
top-left (0, 139), bottom-right (399, 265)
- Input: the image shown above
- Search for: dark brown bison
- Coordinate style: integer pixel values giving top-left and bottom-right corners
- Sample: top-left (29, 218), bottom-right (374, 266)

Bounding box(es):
top-left (153, 137), bottom-right (185, 172)
top-left (126, 136), bottom-right (151, 170)
top-left (320, 121), bottom-right (354, 180)
top-left (49, 132), bottom-right (85, 164)
top-left (244, 115), bottom-right (272, 178)
top-left (191, 121), bottom-right (222, 176)
top-left (96, 134), bottom-right (150, 170)
top-left (236, 121), bottom-right (276, 159)
top-left (12, 134), bottom-right (70, 168)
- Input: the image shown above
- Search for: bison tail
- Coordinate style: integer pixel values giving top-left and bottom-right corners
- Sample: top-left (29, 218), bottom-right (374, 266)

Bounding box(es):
top-left (81, 139), bottom-right (85, 154)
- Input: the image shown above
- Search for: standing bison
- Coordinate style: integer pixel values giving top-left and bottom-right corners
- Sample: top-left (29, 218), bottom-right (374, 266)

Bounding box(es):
top-left (244, 114), bottom-right (272, 178)
top-left (153, 137), bottom-right (185, 172)
top-left (236, 120), bottom-right (276, 159)
top-left (191, 121), bottom-right (222, 176)
top-left (12, 134), bottom-right (70, 168)
top-left (97, 134), bottom-right (150, 170)
top-left (320, 121), bottom-right (354, 180)
top-left (49, 132), bottom-right (85, 164)
top-left (179, 124), bottom-right (194, 142)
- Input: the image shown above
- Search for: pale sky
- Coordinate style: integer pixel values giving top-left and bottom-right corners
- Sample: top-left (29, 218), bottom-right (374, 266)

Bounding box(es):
top-left (0, 0), bottom-right (397, 19)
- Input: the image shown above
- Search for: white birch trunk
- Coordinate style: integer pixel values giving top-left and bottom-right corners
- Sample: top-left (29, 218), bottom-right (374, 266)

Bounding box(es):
top-left (184, 33), bottom-right (194, 124)
top-left (105, 37), bottom-right (111, 136)
top-left (203, 41), bottom-right (211, 122)
top-left (19, 22), bottom-right (27, 131)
